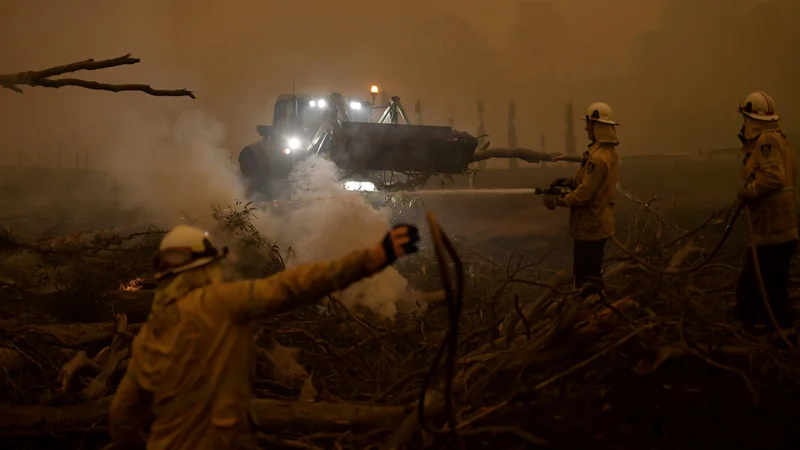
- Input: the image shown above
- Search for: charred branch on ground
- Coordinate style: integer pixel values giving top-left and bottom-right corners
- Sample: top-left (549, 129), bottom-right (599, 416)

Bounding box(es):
top-left (0, 199), bottom-right (799, 448)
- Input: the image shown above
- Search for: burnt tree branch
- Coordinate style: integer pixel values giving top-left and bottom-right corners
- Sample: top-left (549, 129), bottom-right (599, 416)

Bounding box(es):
top-left (472, 147), bottom-right (582, 164)
top-left (0, 54), bottom-right (195, 98)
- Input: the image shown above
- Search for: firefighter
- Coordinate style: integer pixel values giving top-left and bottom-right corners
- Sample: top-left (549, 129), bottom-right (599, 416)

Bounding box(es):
top-left (543, 101), bottom-right (620, 296)
top-left (109, 223), bottom-right (420, 449)
top-left (733, 91), bottom-right (797, 334)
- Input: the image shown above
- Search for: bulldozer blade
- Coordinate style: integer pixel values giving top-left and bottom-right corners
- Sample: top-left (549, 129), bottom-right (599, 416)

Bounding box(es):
top-left (331, 122), bottom-right (478, 173)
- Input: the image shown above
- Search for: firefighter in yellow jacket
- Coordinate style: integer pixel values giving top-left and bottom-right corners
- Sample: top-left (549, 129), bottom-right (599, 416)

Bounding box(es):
top-left (734, 91), bottom-right (797, 332)
top-left (108, 223), bottom-right (420, 449)
top-left (544, 101), bottom-right (620, 296)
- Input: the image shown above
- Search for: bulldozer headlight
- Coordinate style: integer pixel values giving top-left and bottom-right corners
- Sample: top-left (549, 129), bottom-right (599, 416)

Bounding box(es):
top-left (309, 100), bottom-right (316, 107)
top-left (349, 101), bottom-right (362, 110)
top-left (317, 99), bottom-right (327, 108)
top-left (283, 148), bottom-right (291, 155)
top-left (343, 181), bottom-right (376, 192)
top-left (287, 137), bottom-right (301, 150)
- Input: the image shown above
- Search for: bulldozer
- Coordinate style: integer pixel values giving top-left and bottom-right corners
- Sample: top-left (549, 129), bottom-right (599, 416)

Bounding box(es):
top-left (238, 85), bottom-right (479, 200)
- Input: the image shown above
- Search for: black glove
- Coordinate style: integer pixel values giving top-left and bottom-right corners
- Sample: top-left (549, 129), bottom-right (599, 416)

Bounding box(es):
top-left (381, 224), bottom-right (420, 267)
top-left (738, 124), bottom-right (747, 144)
top-left (550, 177), bottom-right (576, 189)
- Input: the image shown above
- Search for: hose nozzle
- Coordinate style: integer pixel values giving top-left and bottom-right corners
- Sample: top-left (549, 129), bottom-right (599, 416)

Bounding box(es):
top-left (532, 187), bottom-right (571, 195)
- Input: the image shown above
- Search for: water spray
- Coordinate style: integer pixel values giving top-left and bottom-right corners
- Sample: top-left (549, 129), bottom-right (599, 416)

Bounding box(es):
top-left (253, 187), bottom-right (572, 210)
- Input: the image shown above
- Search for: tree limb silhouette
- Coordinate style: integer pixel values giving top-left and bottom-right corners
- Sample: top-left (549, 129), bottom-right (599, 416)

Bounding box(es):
top-left (0, 54), bottom-right (195, 98)
top-left (472, 147), bottom-right (582, 164)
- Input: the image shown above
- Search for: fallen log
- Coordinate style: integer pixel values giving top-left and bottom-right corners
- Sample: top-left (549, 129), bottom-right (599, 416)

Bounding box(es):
top-left (12, 320), bottom-right (142, 348)
top-left (0, 397), bottom-right (113, 433)
top-left (0, 397), bottom-right (419, 436)
top-left (82, 314), bottom-right (131, 400)
top-left (5, 289), bottom-right (155, 324)
top-left (0, 348), bottom-right (25, 373)
top-left (379, 391), bottom-right (445, 450)
top-left (249, 398), bottom-right (412, 431)
top-left (257, 337), bottom-right (312, 394)
top-left (56, 350), bottom-right (102, 393)
top-left (27, 288), bottom-right (444, 326)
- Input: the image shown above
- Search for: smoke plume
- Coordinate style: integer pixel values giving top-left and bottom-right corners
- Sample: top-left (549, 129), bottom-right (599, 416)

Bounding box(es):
top-left (101, 109), bottom-right (245, 225)
top-left (254, 156), bottom-right (413, 319)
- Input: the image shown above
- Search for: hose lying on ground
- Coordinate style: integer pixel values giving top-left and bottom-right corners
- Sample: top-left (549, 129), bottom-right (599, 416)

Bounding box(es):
top-left (744, 207), bottom-right (794, 348)
top-left (601, 202), bottom-right (744, 275)
top-left (418, 211), bottom-right (465, 446)
top-left (598, 201), bottom-right (793, 347)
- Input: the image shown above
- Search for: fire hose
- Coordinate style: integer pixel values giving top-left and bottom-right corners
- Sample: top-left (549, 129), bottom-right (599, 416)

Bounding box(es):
top-left (604, 203), bottom-right (791, 347)
top-left (602, 204), bottom-right (742, 275)
top-left (538, 186), bottom-right (744, 275)
top-left (540, 187), bottom-right (793, 347)
top-left (418, 211), bottom-right (465, 445)
top-left (744, 207), bottom-right (794, 348)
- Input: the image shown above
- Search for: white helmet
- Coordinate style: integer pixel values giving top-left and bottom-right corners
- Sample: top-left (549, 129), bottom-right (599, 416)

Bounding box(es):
top-left (585, 102), bottom-right (619, 125)
top-left (153, 225), bottom-right (228, 280)
top-left (739, 91), bottom-right (779, 121)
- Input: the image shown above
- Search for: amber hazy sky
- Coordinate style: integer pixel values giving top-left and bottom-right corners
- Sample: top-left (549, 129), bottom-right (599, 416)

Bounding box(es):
top-left (0, 0), bottom-right (797, 167)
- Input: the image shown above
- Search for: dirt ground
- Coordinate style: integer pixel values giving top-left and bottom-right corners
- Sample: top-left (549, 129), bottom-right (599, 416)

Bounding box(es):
top-left (2, 163), bottom-right (800, 449)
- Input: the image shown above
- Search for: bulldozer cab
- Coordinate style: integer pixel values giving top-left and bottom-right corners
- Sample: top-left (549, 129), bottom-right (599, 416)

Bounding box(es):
top-left (264, 94), bottom-right (329, 157)
top-left (272, 94), bottom-right (324, 136)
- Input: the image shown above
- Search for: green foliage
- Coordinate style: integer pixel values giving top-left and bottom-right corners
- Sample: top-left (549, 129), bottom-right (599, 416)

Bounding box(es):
top-left (212, 201), bottom-right (266, 249)
top-left (212, 201), bottom-right (284, 276)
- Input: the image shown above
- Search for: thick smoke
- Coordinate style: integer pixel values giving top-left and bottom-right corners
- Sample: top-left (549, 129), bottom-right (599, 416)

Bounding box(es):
top-left (253, 156), bottom-right (414, 319)
top-left (101, 109), bottom-right (245, 225)
top-left (0, 106), bottom-right (247, 242)
top-left (19, 101), bottom-right (416, 318)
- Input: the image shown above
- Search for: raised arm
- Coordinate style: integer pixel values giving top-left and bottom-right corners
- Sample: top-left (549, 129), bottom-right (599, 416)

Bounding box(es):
top-left (225, 225), bottom-right (420, 323)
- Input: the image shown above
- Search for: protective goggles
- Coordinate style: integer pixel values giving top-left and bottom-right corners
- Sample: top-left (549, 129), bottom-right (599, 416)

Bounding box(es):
top-left (738, 102), bottom-right (772, 116)
top-left (153, 237), bottom-right (229, 273)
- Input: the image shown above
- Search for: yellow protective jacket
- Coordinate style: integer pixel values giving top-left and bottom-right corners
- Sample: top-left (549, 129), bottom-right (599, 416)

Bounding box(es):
top-left (740, 129), bottom-right (798, 246)
top-left (109, 249), bottom-right (377, 450)
top-left (563, 141), bottom-right (620, 241)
